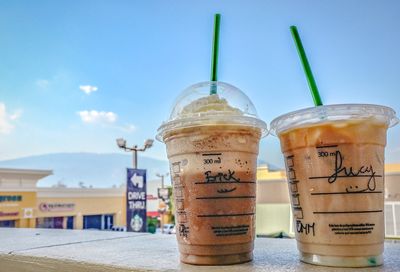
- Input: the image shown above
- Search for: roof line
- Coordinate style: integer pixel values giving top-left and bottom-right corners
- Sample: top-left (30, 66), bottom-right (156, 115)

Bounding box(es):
top-left (0, 168), bottom-right (53, 175)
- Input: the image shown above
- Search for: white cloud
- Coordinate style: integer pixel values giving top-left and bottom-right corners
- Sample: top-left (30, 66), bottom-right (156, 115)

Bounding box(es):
top-left (36, 79), bottom-right (50, 88)
top-left (79, 85), bottom-right (98, 95)
top-left (9, 109), bottom-right (23, 120)
top-left (0, 103), bottom-right (22, 134)
top-left (78, 110), bottom-right (117, 124)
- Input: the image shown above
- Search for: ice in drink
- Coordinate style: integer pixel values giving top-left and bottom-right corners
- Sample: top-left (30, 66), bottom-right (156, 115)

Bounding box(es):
top-left (270, 104), bottom-right (399, 267)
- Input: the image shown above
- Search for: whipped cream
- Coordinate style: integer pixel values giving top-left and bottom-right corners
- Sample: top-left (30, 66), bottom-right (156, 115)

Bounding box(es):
top-left (180, 94), bottom-right (242, 116)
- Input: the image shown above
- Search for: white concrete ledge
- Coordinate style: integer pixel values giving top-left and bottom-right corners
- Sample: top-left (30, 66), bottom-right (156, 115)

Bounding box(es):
top-left (0, 228), bottom-right (399, 272)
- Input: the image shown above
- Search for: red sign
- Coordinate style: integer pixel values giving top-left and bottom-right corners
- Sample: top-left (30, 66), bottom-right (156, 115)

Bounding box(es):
top-left (0, 211), bottom-right (19, 217)
top-left (147, 194), bottom-right (158, 200)
top-left (147, 211), bottom-right (159, 217)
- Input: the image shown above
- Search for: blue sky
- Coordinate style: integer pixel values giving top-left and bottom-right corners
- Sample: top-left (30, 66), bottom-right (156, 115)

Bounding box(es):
top-left (0, 0), bottom-right (400, 167)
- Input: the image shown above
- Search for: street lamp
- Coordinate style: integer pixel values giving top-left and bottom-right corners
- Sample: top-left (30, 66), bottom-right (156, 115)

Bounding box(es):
top-left (156, 172), bottom-right (170, 234)
top-left (156, 172), bottom-right (169, 189)
top-left (116, 138), bottom-right (154, 169)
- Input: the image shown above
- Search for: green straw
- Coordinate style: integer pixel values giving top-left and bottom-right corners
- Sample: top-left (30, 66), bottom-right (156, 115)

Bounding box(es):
top-left (210, 13), bottom-right (221, 95)
top-left (290, 25), bottom-right (323, 106)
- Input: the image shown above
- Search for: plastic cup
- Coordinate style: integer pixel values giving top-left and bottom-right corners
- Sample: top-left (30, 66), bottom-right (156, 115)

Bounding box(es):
top-left (157, 81), bottom-right (267, 265)
top-left (270, 104), bottom-right (399, 267)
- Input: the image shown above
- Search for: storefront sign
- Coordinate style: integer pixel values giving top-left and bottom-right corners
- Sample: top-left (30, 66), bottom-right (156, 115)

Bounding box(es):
top-left (39, 203), bottom-right (75, 212)
top-left (23, 208), bottom-right (33, 218)
top-left (147, 194), bottom-right (158, 200)
top-left (158, 188), bottom-right (170, 201)
top-left (0, 211), bottom-right (19, 217)
top-left (158, 187), bottom-right (172, 213)
top-left (0, 195), bottom-right (22, 202)
top-left (127, 168), bottom-right (147, 232)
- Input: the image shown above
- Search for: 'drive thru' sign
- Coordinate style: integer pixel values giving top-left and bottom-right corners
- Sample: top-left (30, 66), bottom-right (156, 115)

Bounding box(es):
top-left (126, 169), bottom-right (147, 232)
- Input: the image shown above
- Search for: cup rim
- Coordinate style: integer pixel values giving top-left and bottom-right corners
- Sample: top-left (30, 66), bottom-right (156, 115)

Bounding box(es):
top-left (269, 104), bottom-right (399, 136)
top-left (156, 114), bottom-right (268, 142)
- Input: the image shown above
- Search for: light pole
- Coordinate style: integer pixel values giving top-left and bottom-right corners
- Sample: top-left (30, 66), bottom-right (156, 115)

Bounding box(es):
top-left (156, 172), bottom-right (170, 234)
top-left (156, 173), bottom-right (169, 188)
top-left (116, 138), bottom-right (154, 169)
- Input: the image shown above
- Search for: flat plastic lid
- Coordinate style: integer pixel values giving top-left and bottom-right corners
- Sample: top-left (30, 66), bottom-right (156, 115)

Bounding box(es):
top-left (270, 104), bottom-right (399, 136)
top-left (156, 81), bottom-right (268, 142)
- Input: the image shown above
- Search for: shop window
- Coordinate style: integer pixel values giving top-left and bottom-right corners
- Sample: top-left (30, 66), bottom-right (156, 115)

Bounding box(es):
top-left (83, 214), bottom-right (114, 230)
top-left (385, 202), bottom-right (400, 237)
top-left (83, 215), bottom-right (102, 230)
top-left (104, 214), bottom-right (114, 230)
top-left (0, 220), bottom-right (16, 228)
top-left (67, 216), bottom-right (74, 229)
top-left (36, 217), bottom-right (64, 229)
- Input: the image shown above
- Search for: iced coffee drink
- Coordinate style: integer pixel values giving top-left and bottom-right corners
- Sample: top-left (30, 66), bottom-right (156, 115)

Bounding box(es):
top-left (270, 104), bottom-right (399, 267)
top-left (157, 82), bottom-right (267, 265)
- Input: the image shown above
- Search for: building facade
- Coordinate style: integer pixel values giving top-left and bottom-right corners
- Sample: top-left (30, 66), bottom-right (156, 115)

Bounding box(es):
top-left (0, 168), bottom-right (163, 230)
top-left (384, 164), bottom-right (400, 238)
top-left (256, 164), bottom-right (400, 238)
top-left (36, 187), bottom-right (126, 230)
top-left (0, 168), bottom-right (51, 228)
top-left (1, 165), bottom-right (399, 237)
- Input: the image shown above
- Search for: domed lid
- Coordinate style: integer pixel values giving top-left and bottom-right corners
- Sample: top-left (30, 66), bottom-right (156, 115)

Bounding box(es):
top-left (156, 81), bottom-right (268, 141)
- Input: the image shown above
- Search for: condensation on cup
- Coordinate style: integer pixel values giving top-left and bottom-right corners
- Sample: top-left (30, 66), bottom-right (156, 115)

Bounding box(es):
top-left (270, 104), bottom-right (399, 267)
top-left (156, 81), bottom-right (268, 265)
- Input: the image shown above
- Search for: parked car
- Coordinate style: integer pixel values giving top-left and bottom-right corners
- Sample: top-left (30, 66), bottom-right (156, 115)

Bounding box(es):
top-left (162, 224), bottom-right (175, 234)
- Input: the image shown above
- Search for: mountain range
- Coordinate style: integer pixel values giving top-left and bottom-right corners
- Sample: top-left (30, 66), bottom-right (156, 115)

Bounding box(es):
top-left (0, 153), bottom-right (280, 188)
